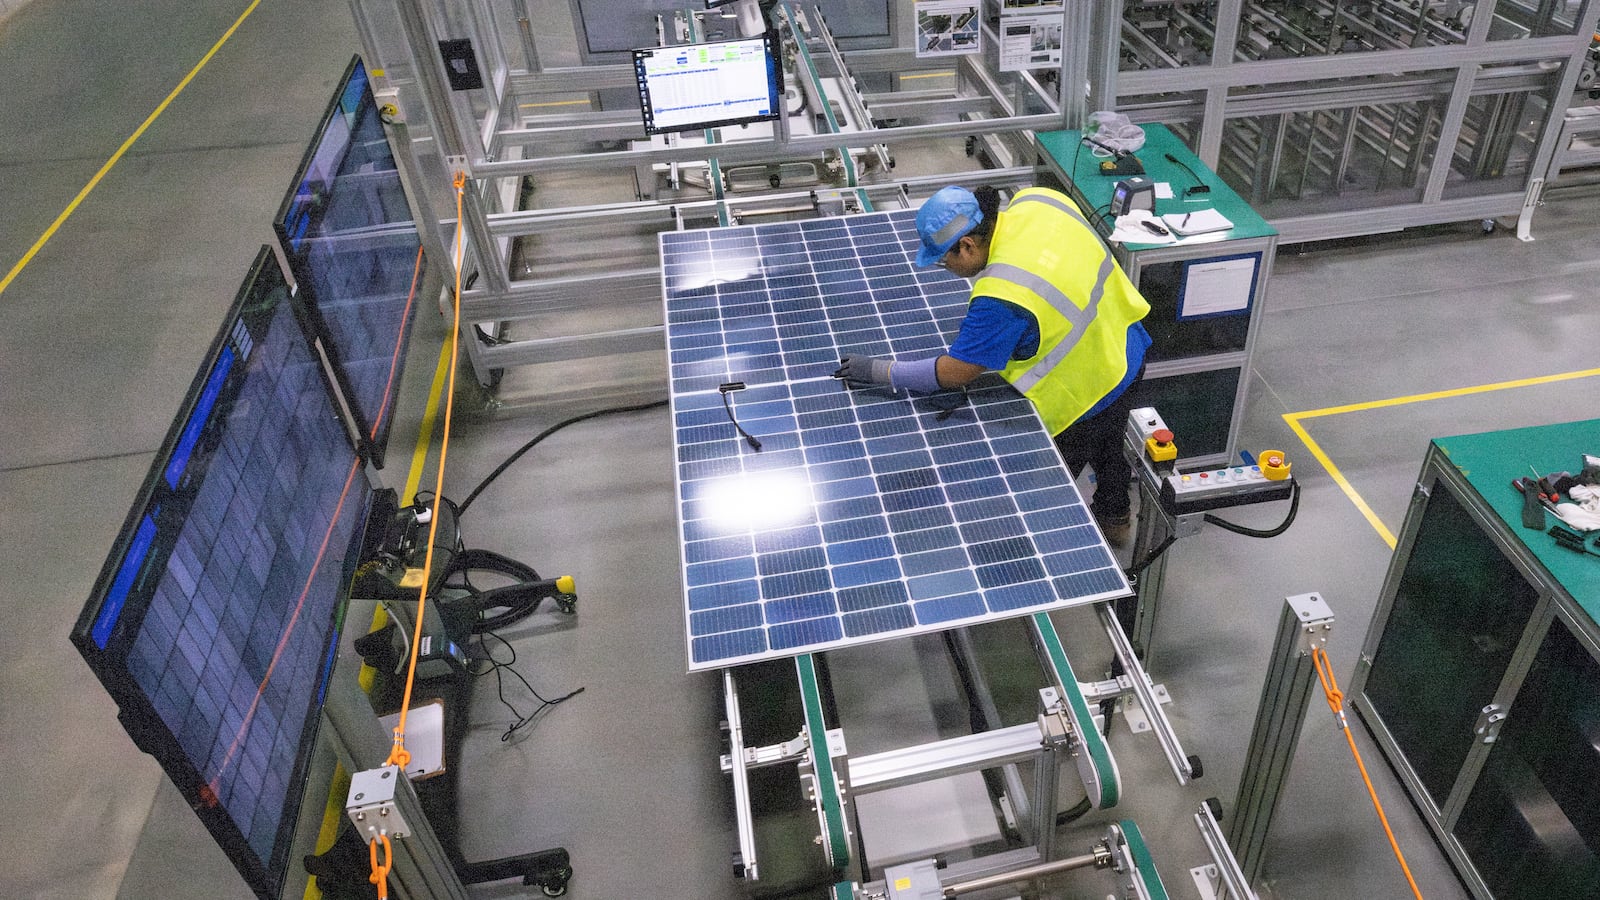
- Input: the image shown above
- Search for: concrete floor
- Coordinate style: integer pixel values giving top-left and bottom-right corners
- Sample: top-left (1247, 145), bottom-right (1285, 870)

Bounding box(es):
top-left (3, 1), bottom-right (1600, 899)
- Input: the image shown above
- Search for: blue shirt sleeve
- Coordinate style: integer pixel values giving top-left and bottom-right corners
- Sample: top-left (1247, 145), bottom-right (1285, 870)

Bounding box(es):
top-left (947, 297), bottom-right (1039, 370)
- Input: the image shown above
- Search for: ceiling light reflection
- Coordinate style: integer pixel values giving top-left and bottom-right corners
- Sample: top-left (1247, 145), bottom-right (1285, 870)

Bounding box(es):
top-left (669, 260), bottom-right (761, 293)
top-left (701, 471), bottom-right (814, 532)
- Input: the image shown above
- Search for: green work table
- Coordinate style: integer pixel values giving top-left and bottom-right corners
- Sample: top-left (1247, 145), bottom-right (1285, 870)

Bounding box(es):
top-left (1350, 418), bottom-right (1600, 900)
top-left (1037, 125), bottom-right (1278, 467)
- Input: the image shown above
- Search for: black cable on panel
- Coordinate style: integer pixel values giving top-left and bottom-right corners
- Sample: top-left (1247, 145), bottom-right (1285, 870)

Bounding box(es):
top-left (719, 381), bottom-right (762, 451)
top-left (1123, 532), bottom-right (1177, 578)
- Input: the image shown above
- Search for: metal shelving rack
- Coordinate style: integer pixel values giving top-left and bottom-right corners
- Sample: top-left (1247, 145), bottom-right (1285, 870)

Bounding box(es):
top-left (342, 0), bottom-right (1108, 386)
top-left (1111, 0), bottom-right (1600, 242)
top-left (343, 0), bottom-right (1595, 384)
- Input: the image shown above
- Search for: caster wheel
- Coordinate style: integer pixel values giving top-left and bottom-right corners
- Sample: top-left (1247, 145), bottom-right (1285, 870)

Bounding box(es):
top-left (538, 866), bottom-right (574, 896)
top-left (1480, 218), bottom-right (1496, 234)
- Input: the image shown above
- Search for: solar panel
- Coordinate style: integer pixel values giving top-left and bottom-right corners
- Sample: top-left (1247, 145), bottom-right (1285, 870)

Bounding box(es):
top-left (663, 210), bottom-right (1130, 671)
top-left (72, 248), bottom-right (371, 896)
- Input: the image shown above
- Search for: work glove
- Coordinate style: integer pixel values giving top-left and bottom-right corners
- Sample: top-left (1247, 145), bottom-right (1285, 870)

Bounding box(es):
top-left (834, 355), bottom-right (892, 388)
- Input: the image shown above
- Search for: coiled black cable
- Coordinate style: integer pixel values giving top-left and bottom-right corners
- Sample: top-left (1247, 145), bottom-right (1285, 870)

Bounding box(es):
top-left (470, 629), bottom-right (584, 742)
top-left (439, 547), bottom-right (572, 633)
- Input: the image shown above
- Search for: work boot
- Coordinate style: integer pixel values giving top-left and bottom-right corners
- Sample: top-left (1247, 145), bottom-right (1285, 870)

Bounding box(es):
top-left (1096, 513), bottom-right (1131, 548)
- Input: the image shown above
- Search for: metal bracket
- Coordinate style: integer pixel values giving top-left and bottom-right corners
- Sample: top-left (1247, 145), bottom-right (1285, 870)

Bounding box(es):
top-left (346, 765), bottom-right (413, 841)
top-left (1038, 686), bottom-right (1079, 752)
top-left (1516, 176), bottom-right (1545, 242)
top-left (1288, 593), bottom-right (1335, 658)
top-left (1118, 679), bottom-right (1173, 735)
top-left (1099, 601), bottom-right (1198, 783)
top-left (1191, 800), bottom-right (1257, 900)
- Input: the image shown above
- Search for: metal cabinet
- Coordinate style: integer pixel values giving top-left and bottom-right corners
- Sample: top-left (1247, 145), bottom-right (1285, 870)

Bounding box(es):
top-left (1037, 124), bottom-right (1277, 468)
top-left (1349, 420), bottom-right (1600, 900)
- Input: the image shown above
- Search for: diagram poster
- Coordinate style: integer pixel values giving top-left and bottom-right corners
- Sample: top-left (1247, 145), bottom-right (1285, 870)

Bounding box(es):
top-left (998, 14), bottom-right (1062, 71)
top-left (916, 1), bottom-right (981, 58)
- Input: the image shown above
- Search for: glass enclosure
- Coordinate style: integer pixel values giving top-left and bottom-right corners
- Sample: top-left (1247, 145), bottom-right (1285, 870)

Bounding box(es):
top-left (1441, 81), bottom-right (1559, 198)
top-left (1452, 617), bottom-right (1600, 899)
top-left (1361, 481), bottom-right (1541, 808)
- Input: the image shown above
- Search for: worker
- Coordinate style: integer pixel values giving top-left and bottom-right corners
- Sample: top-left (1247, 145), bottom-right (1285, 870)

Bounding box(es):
top-left (836, 185), bottom-right (1152, 545)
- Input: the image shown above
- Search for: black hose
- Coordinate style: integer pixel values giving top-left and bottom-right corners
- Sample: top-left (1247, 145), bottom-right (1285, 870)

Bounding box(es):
top-left (438, 547), bottom-right (562, 633)
top-left (1123, 532), bottom-right (1177, 578)
top-left (1202, 479), bottom-right (1300, 538)
top-left (455, 399), bottom-right (667, 515)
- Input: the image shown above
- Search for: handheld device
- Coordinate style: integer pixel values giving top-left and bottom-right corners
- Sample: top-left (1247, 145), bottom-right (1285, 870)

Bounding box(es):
top-left (1111, 177), bottom-right (1157, 216)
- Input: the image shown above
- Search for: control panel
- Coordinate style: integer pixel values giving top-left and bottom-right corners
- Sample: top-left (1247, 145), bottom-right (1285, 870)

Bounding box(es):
top-left (1160, 463), bottom-right (1292, 515)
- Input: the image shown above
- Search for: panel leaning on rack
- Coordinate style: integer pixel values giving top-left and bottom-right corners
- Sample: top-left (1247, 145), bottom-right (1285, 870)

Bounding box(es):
top-left (662, 210), bottom-right (1130, 670)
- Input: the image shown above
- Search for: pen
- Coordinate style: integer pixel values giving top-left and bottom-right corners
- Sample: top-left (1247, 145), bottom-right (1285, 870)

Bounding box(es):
top-left (1182, 212), bottom-right (1191, 227)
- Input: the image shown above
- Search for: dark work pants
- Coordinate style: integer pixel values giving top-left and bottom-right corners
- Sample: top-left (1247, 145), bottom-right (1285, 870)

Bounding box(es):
top-left (1053, 371), bottom-right (1143, 522)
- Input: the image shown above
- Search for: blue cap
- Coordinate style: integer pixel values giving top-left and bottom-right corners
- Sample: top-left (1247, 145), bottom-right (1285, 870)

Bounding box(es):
top-left (914, 186), bottom-right (983, 267)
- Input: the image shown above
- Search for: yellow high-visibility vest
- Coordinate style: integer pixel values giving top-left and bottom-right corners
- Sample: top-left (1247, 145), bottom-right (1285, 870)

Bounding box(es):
top-left (971, 188), bottom-right (1151, 434)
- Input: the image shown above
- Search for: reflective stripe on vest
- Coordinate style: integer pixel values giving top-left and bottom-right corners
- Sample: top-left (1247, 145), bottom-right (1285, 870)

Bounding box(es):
top-left (1009, 189), bottom-right (1092, 229)
top-left (971, 187), bottom-right (1150, 434)
top-left (985, 251), bottom-right (1115, 394)
top-left (976, 192), bottom-right (1117, 394)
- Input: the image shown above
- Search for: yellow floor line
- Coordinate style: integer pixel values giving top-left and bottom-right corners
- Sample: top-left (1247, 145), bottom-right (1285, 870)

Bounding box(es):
top-left (1292, 367), bottom-right (1600, 420)
top-left (0, 0), bottom-right (263, 298)
top-left (302, 344), bottom-right (450, 899)
top-left (1284, 413), bottom-right (1398, 549)
top-left (403, 340), bottom-right (455, 504)
top-left (521, 99), bottom-right (590, 108)
top-left (1283, 367), bottom-right (1600, 549)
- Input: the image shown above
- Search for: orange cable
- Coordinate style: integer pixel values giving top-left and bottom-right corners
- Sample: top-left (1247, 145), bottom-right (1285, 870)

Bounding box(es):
top-left (1310, 646), bottom-right (1425, 900)
top-left (368, 833), bottom-right (393, 900)
top-left (384, 172), bottom-right (468, 770)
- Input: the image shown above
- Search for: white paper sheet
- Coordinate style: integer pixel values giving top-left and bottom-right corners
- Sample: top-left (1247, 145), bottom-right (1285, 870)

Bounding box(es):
top-left (1181, 256), bottom-right (1257, 317)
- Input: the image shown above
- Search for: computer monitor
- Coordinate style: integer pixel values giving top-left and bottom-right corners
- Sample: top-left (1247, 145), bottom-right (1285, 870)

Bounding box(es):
top-left (72, 247), bottom-right (376, 900)
top-left (632, 32), bottom-right (784, 135)
top-left (276, 55), bottom-right (423, 468)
